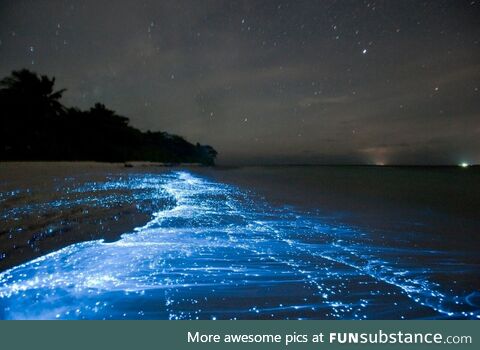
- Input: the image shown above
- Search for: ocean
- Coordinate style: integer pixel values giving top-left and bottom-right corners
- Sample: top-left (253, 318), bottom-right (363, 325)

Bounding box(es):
top-left (0, 163), bottom-right (479, 319)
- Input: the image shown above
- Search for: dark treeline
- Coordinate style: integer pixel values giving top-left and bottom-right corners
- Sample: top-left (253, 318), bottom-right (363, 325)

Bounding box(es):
top-left (0, 69), bottom-right (217, 165)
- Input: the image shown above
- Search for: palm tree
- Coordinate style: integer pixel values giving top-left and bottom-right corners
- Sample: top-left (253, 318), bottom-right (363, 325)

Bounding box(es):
top-left (0, 69), bottom-right (67, 159)
top-left (0, 69), bottom-right (66, 117)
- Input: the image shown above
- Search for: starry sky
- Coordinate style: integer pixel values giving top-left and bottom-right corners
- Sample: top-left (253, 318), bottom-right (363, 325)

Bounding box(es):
top-left (0, 0), bottom-right (479, 165)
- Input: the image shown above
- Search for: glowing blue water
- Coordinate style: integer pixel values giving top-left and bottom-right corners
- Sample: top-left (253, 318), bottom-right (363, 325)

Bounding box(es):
top-left (0, 171), bottom-right (478, 319)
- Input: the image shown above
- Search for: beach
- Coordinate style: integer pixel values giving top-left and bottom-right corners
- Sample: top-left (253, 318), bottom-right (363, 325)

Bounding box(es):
top-left (0, 162), bottom-right (479, 319)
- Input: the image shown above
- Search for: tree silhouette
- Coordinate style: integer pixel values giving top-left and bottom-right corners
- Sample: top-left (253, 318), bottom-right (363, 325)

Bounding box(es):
top-left (0, 69), bottom-right (217, 165)
top-left (1, 69), bottom-right (65, 113)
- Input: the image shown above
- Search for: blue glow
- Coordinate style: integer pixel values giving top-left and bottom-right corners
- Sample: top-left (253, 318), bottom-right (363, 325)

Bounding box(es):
top-left (0, 171), bottom-right (478, 319)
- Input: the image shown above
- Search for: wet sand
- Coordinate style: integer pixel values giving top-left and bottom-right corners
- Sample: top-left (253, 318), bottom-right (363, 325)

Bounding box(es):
top-left (0, 162), bottom-right (167, 270)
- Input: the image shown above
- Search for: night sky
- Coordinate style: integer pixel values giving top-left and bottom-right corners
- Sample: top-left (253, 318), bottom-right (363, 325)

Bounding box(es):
top-left (1, 0), bottom-right (479, 165)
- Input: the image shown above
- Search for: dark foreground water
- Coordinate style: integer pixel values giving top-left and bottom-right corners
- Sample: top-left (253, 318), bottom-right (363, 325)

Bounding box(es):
top-left (0, 165), bottom-right (479, 319)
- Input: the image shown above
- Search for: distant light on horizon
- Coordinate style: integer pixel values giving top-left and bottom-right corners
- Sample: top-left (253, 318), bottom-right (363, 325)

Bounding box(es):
top-left (460, 162), bottom-right (469, 168)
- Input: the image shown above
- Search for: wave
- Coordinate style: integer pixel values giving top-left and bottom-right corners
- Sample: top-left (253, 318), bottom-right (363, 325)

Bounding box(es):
top-left (0, 171), bottom-right (478, 319)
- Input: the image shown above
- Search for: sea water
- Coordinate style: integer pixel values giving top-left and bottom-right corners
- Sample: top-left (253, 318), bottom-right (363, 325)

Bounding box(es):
top-left (0, 169), bottom-right (479, 319)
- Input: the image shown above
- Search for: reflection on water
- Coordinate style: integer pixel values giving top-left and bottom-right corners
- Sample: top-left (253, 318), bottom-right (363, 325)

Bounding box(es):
top-left (0, 171), bottom-right (478, 319)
